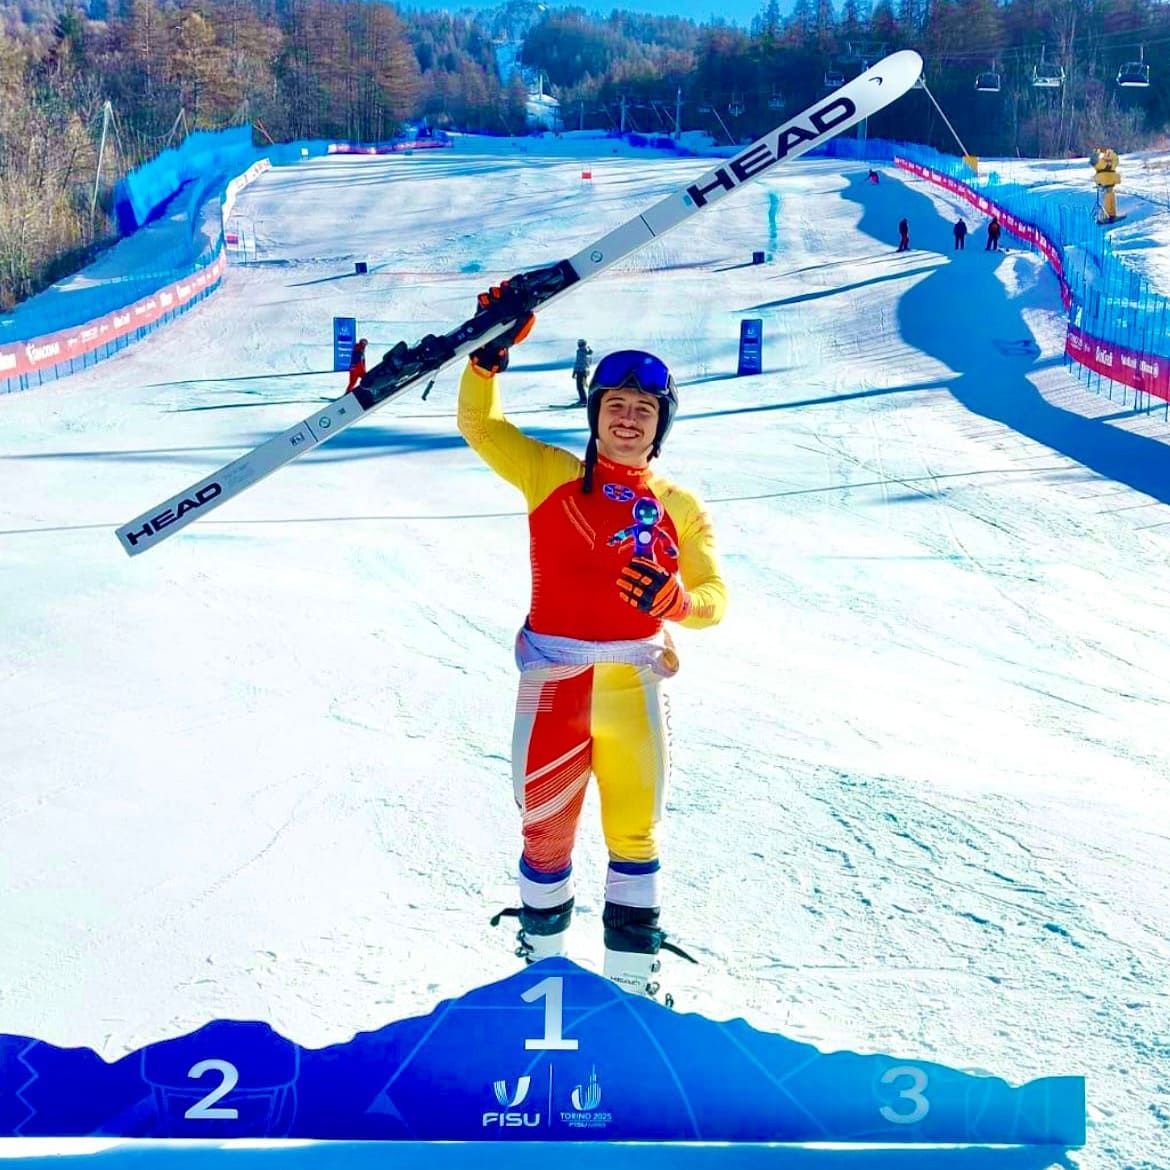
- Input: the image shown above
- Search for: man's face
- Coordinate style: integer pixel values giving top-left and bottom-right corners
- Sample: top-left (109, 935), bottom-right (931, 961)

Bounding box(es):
top-left (595, 388), bottom-right (660, 466)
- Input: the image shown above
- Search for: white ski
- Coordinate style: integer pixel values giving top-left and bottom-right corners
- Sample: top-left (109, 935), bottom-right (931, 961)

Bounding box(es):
top-left (117, 50), bottom-right (922, 556)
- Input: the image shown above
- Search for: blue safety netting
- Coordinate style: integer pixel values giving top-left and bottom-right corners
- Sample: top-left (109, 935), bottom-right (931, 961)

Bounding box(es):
top-left (0, 134), bottom-right (327, 358)
top-left (887, 141), bottom-right (1169, 369)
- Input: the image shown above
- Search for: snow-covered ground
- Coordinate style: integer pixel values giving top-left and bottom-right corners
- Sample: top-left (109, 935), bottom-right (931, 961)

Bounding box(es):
top-left (2, 136), bottom-right (1169, 1169)
top-left (987, 149), bottom-right (1170, 296)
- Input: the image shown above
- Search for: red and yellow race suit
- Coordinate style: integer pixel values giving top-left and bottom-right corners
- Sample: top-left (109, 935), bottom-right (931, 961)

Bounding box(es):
top-left (458, 363), bottom-right (726, 913)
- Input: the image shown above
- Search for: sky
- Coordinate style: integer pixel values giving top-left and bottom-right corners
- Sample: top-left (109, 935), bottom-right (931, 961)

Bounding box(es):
top-left (2, 127), bottom-right (1170, 1169)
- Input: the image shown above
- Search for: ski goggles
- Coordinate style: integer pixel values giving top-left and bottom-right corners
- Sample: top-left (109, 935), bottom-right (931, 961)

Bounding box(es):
top-left (591, 350), bottom-right (672, 393)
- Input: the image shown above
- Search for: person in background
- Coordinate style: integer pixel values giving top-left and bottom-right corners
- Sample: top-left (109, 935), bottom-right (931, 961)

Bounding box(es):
top-left (953, 217), bottom-right (968, 250)
top-left (458, 285), bottom-right (727, 1002)
top-left (867, 169), bottom-right (880, 184)
top-left (346, 338), bottom-right (368, 392)
top-left (897, 217), bottom-right (910, 252)
top-left (986, 217), bottom-right (1002, 251)
top-left (572, 338), bottom-right (593, 404)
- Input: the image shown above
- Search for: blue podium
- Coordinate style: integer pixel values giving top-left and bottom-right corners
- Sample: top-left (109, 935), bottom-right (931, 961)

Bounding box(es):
top-left (0, 959), bottom-right (1084, 1150)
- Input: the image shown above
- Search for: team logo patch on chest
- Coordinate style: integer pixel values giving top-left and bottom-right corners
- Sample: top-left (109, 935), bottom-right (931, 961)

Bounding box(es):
top-left (603, 483), bottom-right (637, 503)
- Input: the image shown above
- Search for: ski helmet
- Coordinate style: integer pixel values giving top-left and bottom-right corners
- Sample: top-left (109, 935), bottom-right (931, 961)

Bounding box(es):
top-left (582, 349), bottom-right (677, 492)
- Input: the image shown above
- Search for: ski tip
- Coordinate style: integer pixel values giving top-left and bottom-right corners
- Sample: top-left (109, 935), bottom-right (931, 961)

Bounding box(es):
top-left (866, 49), bottom-right (924, 90)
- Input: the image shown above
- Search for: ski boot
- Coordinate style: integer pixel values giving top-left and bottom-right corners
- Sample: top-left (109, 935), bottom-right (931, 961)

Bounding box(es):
top-left (491, 899), bottom-right (574, 964)
top-left (602, 902), bottom-right (697, 1009)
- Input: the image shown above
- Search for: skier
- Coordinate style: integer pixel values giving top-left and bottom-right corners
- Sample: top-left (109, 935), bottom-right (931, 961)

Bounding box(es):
top-left (896, 217), bottom-right (910, 252)
top-left (458, 286), bottom-right (727, 1001)
top-left (345, 338), bottom-right (368, 392)
top-left (986, 216), bottom-right (1001, 251)
top-left (867, 169), bottom-right (880, 185)
top-left (953, 217), bottom-right (968, 250)
top-left (572, 339), bottom-right (593, 404)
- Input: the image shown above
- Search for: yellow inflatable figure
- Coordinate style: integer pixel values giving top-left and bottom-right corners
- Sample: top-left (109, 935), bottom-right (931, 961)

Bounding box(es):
top-left (1093, 147), bottom-right (1121, 222)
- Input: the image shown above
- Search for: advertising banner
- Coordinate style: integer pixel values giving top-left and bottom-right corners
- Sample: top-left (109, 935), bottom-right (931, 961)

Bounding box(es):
top-left (0, 253), bottom-right (227, 387)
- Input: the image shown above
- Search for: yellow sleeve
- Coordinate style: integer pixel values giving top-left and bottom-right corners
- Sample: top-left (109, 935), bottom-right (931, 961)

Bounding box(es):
top-left (659, 483), bottom-right (727, 630)
top-left (457, 363), bottom-right (580, 509)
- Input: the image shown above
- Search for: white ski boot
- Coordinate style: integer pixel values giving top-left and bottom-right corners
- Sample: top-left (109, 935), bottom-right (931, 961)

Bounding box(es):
top-left (517, 928), bottom-right (569, 962)
top-left (491, 899), bottom-right (574, 965)
top-left (603, 948), bottom-right (663, 998)
top-left (601, 901), bottom-right (697, 1008)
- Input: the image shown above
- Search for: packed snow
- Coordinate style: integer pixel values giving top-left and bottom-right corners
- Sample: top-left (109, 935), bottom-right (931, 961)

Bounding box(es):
top-left (1, 132), bottom-right (1168, 1169)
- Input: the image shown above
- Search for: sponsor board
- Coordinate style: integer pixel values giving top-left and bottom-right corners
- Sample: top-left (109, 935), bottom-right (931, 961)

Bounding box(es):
top-left (2, 252), bottom-right (227, 382)
top-left (1066, 325), bottom-right (1169, 401)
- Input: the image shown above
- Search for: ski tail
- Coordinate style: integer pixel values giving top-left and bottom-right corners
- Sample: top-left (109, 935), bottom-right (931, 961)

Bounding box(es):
top-left (115, 261), bottom-right (578, 557)
top-left (116, 50), bottom-right (922, 557)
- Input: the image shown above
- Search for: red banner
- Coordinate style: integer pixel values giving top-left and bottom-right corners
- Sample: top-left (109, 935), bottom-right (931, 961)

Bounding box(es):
top-left (1065, 326), bottom-right (1170, 402)
top-left (0, 253), bottom-right (226, 383)
top-left (326, 139), bottom-right (452, 155)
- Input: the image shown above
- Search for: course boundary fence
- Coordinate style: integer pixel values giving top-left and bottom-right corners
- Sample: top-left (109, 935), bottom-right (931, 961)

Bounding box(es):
top-left (892, 145), bottom-right (1169, 411)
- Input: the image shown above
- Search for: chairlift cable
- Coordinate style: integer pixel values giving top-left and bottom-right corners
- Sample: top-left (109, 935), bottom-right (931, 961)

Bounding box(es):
top-left (916, 77), bottom-right (970, 159)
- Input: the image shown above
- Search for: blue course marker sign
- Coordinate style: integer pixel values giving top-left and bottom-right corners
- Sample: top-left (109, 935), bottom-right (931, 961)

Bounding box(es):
top-left (737, 318), bottom-right (763, 376)
top-left (0, 960), bottom-right (1085, 1145)
top-left (333, 316), bottom-right (357, 372)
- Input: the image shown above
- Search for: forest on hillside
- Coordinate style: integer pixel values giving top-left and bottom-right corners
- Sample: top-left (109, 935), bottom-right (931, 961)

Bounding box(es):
top-left (2, 0), bottom-right (1168, 312)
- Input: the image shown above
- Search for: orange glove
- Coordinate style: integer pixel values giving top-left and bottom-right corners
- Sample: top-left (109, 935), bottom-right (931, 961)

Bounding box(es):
top-left (469, 280), bottom-right (537, 375)
top-left (616, 558), bottom-right (692, 621)
top-left (469, 310), bottom-right (535, 375)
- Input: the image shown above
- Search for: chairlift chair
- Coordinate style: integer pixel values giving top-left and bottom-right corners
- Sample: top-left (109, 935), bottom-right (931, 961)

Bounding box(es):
top-left (1117, 62), bottom-right (1150, 87)
top-left (768, 86), bottom-right (783, 110)
top-left (975, 70), bottom-right (1001, 93)
top-left (824, 69), bottom-right (845, 89)
top-left (728, 93), bottom-right (744, 117)
top-left (1117, 48), bottom-right (1150, 88)
top-left (1032, 47), bottom-right (1064, 88)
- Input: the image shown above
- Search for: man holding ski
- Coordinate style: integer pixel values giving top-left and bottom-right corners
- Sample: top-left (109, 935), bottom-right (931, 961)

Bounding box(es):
top-left (458, 285), bottom-right (727, 1001)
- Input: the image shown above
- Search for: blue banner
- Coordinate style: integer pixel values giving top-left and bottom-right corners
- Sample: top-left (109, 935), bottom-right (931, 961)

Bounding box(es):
top-left (0, 960), bottom-right (1084, 1145)
top-left (333, 317), bottom-right (357, 372)
top-left (737, 318), bottom-right (763, 376)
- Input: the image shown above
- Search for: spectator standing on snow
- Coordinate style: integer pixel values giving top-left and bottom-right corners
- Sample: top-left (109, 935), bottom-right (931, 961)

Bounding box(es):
top-left (346, 338), bottom-right (368, 392)
top-left (572, 339), bottom-right (593, 404)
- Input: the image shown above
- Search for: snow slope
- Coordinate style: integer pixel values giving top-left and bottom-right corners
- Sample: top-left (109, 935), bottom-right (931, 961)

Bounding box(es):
top-left (1, 141), bottom-right (1168, 1169)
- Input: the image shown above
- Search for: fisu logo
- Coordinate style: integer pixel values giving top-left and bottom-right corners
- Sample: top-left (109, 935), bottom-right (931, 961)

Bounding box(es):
top-left (603, 483), bottom-right (636, 503)
top-left (493, 1077), bottom-right (531, 1108)
top-left (484, 1077), bottom-right (540, 1128)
